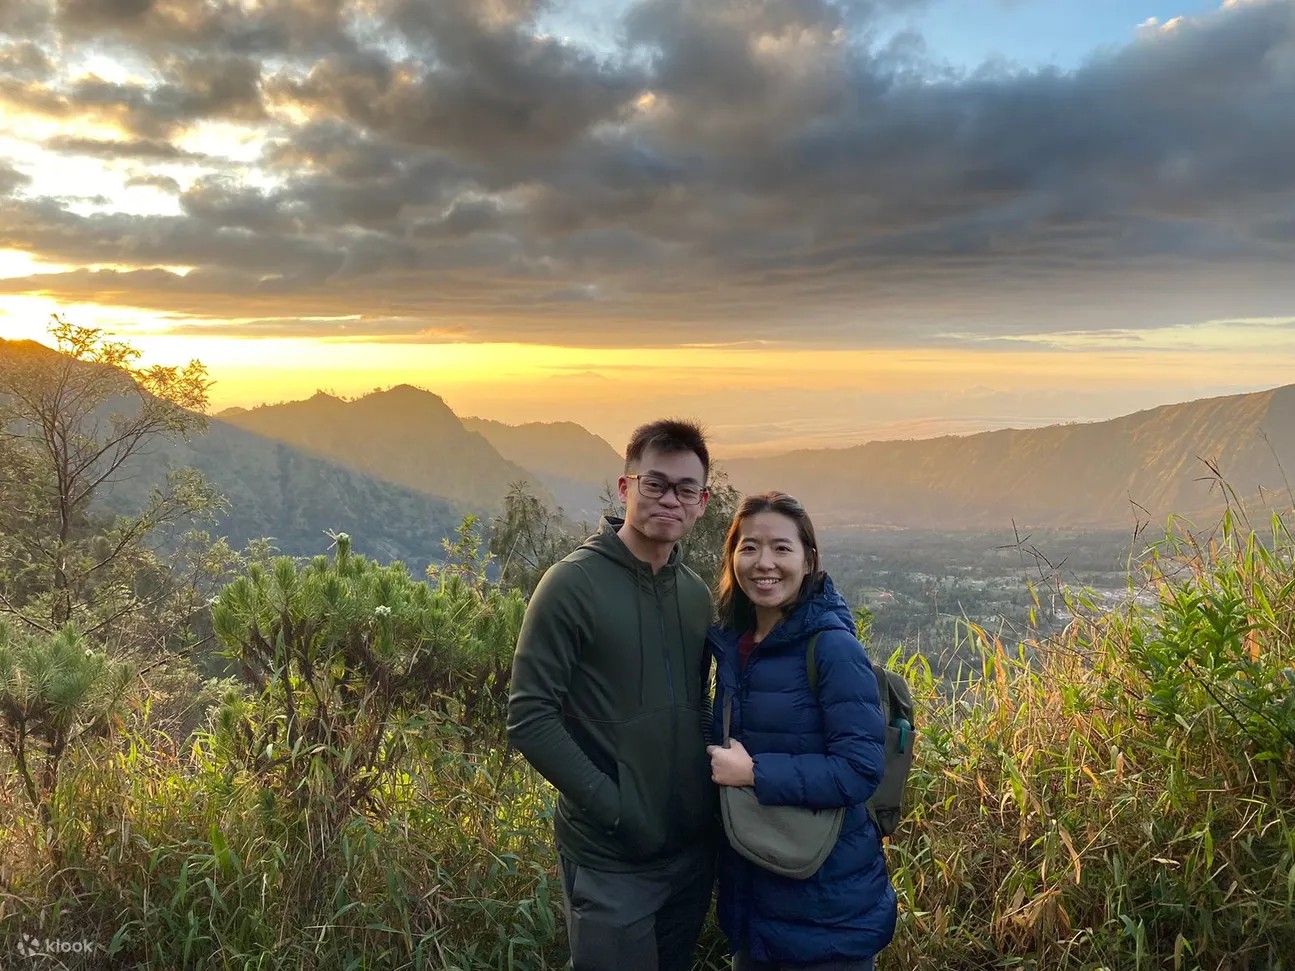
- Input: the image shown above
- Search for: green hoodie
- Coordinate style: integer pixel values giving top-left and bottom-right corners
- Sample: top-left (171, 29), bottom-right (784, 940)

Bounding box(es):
top-left (507, 518), bottom-right (717, 871)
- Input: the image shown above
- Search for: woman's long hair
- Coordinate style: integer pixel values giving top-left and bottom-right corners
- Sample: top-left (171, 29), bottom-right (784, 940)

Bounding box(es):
top-left (714, 491), bottom-right (825, 632)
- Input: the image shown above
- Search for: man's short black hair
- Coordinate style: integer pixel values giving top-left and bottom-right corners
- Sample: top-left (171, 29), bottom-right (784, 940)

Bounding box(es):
top-left (624, 418), bottom-right (710, 480)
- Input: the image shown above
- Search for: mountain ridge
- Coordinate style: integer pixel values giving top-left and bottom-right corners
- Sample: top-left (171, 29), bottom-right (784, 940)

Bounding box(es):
top-left (8, 335), bottom-right (1294, 536)
top-left (460, 416), bottom-right (621, 521)
top-left (721, 383), bottom-right (1295, 529)
top-left (218, 384), bottom-right (555, 512)
top-left (0, 339), bottom-right (464, 569)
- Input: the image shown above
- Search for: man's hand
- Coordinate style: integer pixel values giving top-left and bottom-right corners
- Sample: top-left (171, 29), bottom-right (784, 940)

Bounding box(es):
top-left (706, 740), bottom-right (755, 787)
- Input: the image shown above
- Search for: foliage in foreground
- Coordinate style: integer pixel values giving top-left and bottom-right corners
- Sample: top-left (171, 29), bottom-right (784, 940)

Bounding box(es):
top-left (887, 510), bottom-right (1295, 970)
top-left (1, 513), bottom-right (1293, 970)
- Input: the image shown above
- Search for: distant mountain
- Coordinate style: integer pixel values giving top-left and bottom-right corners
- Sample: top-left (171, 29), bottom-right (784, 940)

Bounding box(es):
top-left (0, 340), bottom-right (462, 569)
top-left (218, 386), bottom-right (553, 511)
top-left (98, 418), bottom-right (463, 570)
top-left (722, 385), bottom-right (1295, 529)
top-left (12, 335), bottom-right (1294, 543)
top-left (462, 417), bottom-right (621, 522)
top-left (0, 337), bottom-right (57, 363)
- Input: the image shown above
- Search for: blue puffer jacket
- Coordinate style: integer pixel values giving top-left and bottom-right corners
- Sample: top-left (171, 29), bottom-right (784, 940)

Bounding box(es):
top-left (709, 576), bottom-right (898, 963)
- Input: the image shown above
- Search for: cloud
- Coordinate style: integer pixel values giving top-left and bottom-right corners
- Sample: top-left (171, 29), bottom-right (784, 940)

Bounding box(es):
top-left (0, 0), bottom-right (1292, 348)
top-left (161, 313), bottom-right (471, 341)
top-left (56, 0), bottom-right (156, 29)
top-left (52, 0), bottom-right (358, 57)
top-left (2, 56), bottom-right (265, 138)
top-left (0, 2), bottom-right (51, 37)
top-left (124, 173), bottom-right (182, 192)
top-left (0, 162), bottom-right (31, 197)
top-left (45, 135), bottom-right (209, 160)
top-left (268, 3), bottom-right (643, 161)
top-left (0, 40), bottom-right (53, 79)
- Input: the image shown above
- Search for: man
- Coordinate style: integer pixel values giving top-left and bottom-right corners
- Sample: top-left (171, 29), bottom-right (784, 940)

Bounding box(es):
top-left (508, 418), bottom-right (717, 971)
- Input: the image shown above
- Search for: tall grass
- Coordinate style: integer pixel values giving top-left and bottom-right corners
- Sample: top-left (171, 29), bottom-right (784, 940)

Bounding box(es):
top-left (2, 514), bottom-right (1292, 970)
top-left (3, 732), bottom-right (566, 969)
top-left (886, 510), bottom-right (1295, 970)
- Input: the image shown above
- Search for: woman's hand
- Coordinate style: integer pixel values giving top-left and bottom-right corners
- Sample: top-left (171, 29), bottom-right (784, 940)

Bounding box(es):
top-left (706, 740), bottom-right (756, 787)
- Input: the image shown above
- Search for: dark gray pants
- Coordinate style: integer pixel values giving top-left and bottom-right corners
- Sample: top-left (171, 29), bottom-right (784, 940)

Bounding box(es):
top-left (734, 955), bottom-right (876, 971)
top-left (558, 839), bottom-right (715, 971)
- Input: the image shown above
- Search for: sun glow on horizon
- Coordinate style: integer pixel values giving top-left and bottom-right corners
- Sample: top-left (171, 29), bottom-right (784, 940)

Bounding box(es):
top-left (6, 302), bottom-right (1292, 403)
top-left (5, 295), bottom-right (1292, 457)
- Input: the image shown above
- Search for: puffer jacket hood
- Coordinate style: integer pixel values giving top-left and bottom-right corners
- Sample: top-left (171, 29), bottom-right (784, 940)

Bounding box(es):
top-left (713, 575), bottom-right (854, 694)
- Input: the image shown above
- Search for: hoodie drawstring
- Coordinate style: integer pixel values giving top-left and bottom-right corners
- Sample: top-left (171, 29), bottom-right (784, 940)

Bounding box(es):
top-left (674, 592), bottom-right (689, 704)
top-left (636, 560), bottom-right (647, 709)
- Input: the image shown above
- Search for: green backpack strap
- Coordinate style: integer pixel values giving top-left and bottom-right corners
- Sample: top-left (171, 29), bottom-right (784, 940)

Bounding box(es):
top-left (806, 631), bottom-right (887, 721)
top-left (806, 630), bottom-right (916, 838)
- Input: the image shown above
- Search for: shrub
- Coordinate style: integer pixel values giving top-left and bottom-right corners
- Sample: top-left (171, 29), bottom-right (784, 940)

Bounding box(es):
top-left (207, 532), bottom-right (524, 844)
top-left (0, 620), bottom-right (134, 833)
top-left (3, 515), bottom-right (1293, 970)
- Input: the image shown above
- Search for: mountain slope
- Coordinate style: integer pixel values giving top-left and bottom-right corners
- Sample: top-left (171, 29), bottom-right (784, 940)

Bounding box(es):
top-left (721, 385), bottom-right (1295, 529)
top-left (98, 417), bottom-right (463, 569)
top-left (218, 386), bottom-right (552, 511)
top-left (0, 339), bottom-right (462, 569)
top-left (461, 417), bottom-right (620, 521)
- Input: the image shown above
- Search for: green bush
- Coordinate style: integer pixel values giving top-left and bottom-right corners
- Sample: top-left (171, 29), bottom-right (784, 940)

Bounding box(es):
top-left (206, 532), bottom-right (523, 842)
top-left (0, 620), bottom-right (134, 832)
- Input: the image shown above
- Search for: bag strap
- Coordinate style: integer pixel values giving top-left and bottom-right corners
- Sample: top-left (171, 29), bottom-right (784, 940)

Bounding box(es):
top-left (722, 694), bottom-right (732, 749)
top-left (809, 633), bottom-right (896, 735)
top-left (805, 632), bottom-right (822, 695)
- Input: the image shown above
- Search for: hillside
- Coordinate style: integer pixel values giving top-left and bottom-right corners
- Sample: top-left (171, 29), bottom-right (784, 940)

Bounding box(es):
top-left (461, 417), bottom-right (620, 521)
top-left (218, 386), bottom-right (553, 511)
top-left (95, 417), bottom-right (463, 570)
top-left (0, 340), bottom-right (464, 569)
top-left (722, 385), bottom-right (1295, 528)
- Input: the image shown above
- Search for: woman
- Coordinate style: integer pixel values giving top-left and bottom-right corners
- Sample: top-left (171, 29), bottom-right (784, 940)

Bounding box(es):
top-left (706, 492), bottom-right (897, 970)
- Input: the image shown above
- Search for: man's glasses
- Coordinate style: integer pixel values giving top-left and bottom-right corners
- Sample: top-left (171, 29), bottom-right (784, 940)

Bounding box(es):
top-left (626, 474), bottom-right (708, 506)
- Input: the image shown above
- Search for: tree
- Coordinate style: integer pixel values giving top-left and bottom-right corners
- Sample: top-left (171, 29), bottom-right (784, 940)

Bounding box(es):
top-left (428, 514), bottom-right (495, 589)
top-left (0, 316), bottom-right (223, 646)
top-left (488, 482), bottom-right (583, 597)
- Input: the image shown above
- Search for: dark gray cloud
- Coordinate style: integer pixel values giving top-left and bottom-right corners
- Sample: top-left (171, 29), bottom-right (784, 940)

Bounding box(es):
top-left (125, 173), bottom-right (182, 192)
top-left (46, 135), bottom-right (208, 160)
top-left (53, 0), bottom-right (357, 57)
top-left (0, 1), bottom-right (51, 37)
top-left (4, 55), bottom-right (265, 137)
top-left (270, 1), bottom-right (644, 161)
top-left (0, 162), bottom-right (31, 197)
top-left (0, 197), bottom-right (344, 279)
top-left (0, 40), bottom-right (53, 79)
top-left (57, 0), bottom-right (155, 27)
top-left (1, 0), bottom-right (1293, 347)
top-left (75, 55), bottom-right (266, 136)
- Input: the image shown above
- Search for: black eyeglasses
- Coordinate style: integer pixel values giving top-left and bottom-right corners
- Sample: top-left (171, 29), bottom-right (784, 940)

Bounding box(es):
top-left (626, 474), bottom-right (708, 505)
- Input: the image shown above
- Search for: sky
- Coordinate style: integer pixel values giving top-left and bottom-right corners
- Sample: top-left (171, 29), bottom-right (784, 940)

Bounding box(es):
top-left (1, 0), bottom-right (1293, 456)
